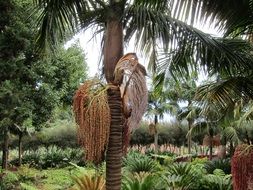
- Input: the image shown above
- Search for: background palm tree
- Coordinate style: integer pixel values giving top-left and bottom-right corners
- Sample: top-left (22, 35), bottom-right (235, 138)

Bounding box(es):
top-left (146, 84), bottom-right (179, 153)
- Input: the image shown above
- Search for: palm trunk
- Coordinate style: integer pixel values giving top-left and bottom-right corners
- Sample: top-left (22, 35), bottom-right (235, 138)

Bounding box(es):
top-left (187, 119), bottom-right (193, 154)
top-left (104, 17), bottom-right (124, 190)
top-left (209, 137), bottom-right (213, 160)
top-left (2, 127), bottom-right (9, 169)
top-left (18, 133), bottom-right (23, 166)
top-left (104, 19), bottom-right (123, 82)
top-left (106, 86), bottom-right (123, 190)
top-left (154, 115), bottom-right (158, 153)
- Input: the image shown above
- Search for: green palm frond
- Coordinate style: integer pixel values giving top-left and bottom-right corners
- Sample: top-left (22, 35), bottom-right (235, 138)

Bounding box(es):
top-left (122, 172), bottom-right (160, 190)
top-left (195, 77), bottom-right (253, 112)
top-left (156, 35), bottom-right (253, 86)
top-left (222, 126), bottom-right (240, 145)
top-left (165, 162), bottom-right (203, 189)
top-left (238, 101), bottom-right (253, 125)
top-left (125, 1), bottom-right (253, 77)
top-left (34, 0), bottom-right (106, 52)
top-left (123, 0), bottom-right (172, 72)
top-left (171, 0), bottom-right (251, 37)
top-left (188, 121), bottom-right (208, 137)
top-left (204, 169), bottom-right (232, 190)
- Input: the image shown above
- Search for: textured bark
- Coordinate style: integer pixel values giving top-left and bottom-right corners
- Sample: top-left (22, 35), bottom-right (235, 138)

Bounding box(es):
top-left (103, 10), bottom-right (124, 190)
top-left (106, 86), bottom-right (123, 190)
top-left (209, 137), bottom-right (213, 160)
top-left (104, 19), bottom-right (123, 83)
top-left (2, 128), bottom-right (9, 169)
top-left (18, 133), bottom-right (23, 166)
top-left (154, 115), bottom-right (158, 153)
top-left (187, 119), bottom-right (193, 154)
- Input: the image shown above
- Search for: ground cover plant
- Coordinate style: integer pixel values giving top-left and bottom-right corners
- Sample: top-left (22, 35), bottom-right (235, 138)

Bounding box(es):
top-left (0, 149), bottom-right (233, 190)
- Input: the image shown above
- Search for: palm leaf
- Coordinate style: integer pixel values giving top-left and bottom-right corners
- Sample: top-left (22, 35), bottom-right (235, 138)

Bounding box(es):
top-left (171, 0), bottom-right (251, 38)
top-left (195, 77), bottom-right (253, 113)
top-left (222, 126), bottom-right (240, 145)
top-left (188, 121), bottom-right (208, 137)
top-left (33, 0), bottom-right (106, 52)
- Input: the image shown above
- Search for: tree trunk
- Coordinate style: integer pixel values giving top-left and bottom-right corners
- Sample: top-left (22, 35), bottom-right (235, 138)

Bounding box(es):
top-left (187, 119), bottom-right (193, 154)
top-left (103, 12), bottom-right (124, 190)
top-left (230, 141), bottom-right (235, 157)
top-left (2, 127), bottom-right (9, 169)
top-left (106, 86), bottom-right (123, 190)
top-left (18, 133), bottom-right (23, 166)
top-left (154, 115), bottom-right (158, 153)
top-left (209, 137), bottom-right (213, 160)
top-left (104, 19), bottom-right (123, 83)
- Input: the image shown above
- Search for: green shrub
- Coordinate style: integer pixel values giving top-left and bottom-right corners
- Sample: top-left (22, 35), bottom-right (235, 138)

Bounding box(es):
top-left (123, 152), bottom-right (159, 173)
top-left (0, 171), bottom-right (19, 190)
top-left (130, 122), bottom-right (188, 146)
top-left (10, 120), bottom-right (78, 151)
top-left (203, 169), bottom-right (232, 190)
top-left (164, 162), bottom-right (205, 189)
top-left (191, 157), bottom-right (208, 165)
top-left (122, 172), bottom-right (161, 190)
top-left (10, 146), bottom-right (85, 169)
top-left (204, 158), bottom-right (231, 174)
top-left (20, 183), bottom-right (38, 190)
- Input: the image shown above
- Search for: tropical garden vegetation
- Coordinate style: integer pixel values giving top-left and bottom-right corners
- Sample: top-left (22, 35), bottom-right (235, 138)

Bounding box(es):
top-left (1, 0), bottom-right (253, 189)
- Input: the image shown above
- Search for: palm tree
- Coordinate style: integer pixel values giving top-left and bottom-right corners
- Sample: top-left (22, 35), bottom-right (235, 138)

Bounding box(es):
top-left (146, 86), bottom-right (179, 153)
top-left (34, 1), bottom-right (253, 189)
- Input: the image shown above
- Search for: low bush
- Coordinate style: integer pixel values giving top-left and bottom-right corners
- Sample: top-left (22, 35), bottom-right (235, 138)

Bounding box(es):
top-left (9, 119), bottom-right (79, 151)
top-left (130, 122), bottom-right (189, 147)
top-left (122, 172), bottom-right (161, 190)
top-left (203, 169), bottom-right (232, 190)
top-left (10, 146), bottom-right (85, 169)
top-left (0, 171), bottom-right (19, 190)
top-left (204, 158), bottom-right (231, 174)
top-left (123, 151), bottom-right (159, 173)
top-left (164, 162), bottom-right (205, 189)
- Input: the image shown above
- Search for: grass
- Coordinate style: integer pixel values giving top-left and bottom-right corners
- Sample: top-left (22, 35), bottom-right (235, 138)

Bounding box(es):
top-left (1, 166), bottom-right (95, 190)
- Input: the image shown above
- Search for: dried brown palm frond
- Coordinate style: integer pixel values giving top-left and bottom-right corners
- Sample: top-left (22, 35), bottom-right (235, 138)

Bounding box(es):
top-left (122, 119), bottom-right (131, 155)
top-left (70, 174), bottom-right (105, 190)
top-left (114, 53), bottom-right (148, 152)
top-left (114, 53), bottom-right (148, 129)
top-left (73, 79), bottom-right (110, 164)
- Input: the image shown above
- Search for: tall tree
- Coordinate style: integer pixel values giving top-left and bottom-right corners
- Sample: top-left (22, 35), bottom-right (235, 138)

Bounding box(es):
top-left (0, 0), bottom-right (87, 169)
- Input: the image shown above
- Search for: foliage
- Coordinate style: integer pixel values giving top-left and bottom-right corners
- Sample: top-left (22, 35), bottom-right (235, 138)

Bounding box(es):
top-left (191, 157), bottom-right (208, 165)
top-left (0, 171), bottom-right (19, 190)
top-left (1, 165), bottom-right (80, 189)
top-left (164, 162), bottom-right (205, 190)
top-left (10, 146), bottom-right (85, 169)
top-left (0, 0), bottom-right (87, 133)
top-left (130, 123), bottom-right (153, 145)
top-left (130, 122), bottom-right (188, 147)
top-left (204, 159), bottom-right (231, 174)
top-left (203, 169), bottom-right (232, 190)
top-left (122, 172), bottom-right (161, 190)
top-left (123, 151), bottom-right (159, 173)
top-left (70, 174), bottom-right (105, 190)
